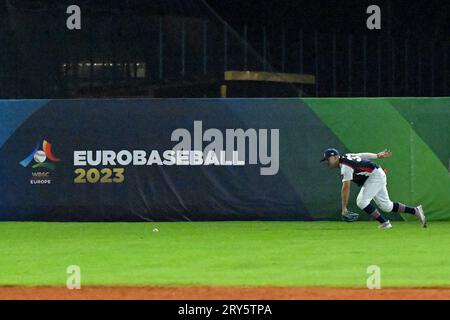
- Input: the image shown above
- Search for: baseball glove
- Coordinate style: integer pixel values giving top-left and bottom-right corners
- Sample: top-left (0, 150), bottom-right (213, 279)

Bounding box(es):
top-left (342, 211), bottom-right (359, 222)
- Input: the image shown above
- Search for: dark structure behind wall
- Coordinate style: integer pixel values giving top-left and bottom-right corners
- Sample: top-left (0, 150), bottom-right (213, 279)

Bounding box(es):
top-left (0, 0), bottom-right (449, 98)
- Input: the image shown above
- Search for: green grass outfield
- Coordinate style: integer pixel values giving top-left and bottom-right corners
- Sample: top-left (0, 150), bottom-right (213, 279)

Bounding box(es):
top-left (1, 221), bottom-right (449, 288)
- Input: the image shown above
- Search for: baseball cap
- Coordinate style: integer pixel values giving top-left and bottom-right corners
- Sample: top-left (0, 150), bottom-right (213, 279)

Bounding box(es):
top-left (320, 148), bottom-right (340, 162)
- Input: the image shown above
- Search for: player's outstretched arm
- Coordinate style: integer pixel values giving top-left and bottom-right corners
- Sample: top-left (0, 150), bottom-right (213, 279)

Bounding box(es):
top-left (355, 152), bottom-right (378, 160)
top-left (355, 149), bottom-right (392, 160)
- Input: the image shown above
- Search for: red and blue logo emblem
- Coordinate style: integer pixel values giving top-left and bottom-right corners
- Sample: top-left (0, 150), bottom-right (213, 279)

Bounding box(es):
top-left (20, 140), bottom-right (61, 170)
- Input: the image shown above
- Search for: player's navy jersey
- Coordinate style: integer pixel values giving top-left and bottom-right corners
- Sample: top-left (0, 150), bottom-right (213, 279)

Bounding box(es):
top-left (339, 154), bottom-right (380, 186)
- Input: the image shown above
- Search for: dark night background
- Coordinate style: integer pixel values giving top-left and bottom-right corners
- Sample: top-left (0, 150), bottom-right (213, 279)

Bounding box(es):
top-left (2, 0), bottom-right (447, 36)
top-left (207, 0), bottom-right (449, 38)
top-left (0, 0), bottom-right (449, 98)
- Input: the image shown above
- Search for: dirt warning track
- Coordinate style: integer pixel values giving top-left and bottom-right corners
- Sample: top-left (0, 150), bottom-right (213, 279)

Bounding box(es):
top-left (1, 286), bottom-right (450, 300)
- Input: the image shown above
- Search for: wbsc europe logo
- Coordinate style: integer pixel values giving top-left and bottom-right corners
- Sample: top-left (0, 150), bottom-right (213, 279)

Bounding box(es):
top-left (20, 139), bottom-right (61, 184)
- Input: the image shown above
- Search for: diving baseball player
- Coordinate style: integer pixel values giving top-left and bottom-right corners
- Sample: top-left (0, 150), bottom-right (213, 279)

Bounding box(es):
top-left (321, 148), bottom-right (427, 229)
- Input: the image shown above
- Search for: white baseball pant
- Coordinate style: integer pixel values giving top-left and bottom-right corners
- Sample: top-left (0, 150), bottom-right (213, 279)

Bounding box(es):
top-left (356, 168), bottom-right (394, 212)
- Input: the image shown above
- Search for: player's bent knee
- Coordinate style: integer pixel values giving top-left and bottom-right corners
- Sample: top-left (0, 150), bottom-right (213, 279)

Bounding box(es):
top-left (356, 197), bottom-right (370, 210)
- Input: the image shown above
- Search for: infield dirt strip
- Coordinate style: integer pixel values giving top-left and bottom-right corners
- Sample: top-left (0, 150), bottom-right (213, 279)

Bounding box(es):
top-left (1, 287), bottom-right (450, 300)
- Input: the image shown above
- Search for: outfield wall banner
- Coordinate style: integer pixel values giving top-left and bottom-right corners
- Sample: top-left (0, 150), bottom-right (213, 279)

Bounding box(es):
top-left (0, 98), bottom-right (449, 221)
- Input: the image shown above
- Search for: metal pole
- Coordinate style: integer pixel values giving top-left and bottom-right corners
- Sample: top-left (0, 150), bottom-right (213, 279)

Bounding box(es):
top-left (332, 33), bottom-right (336, 96)
top-left (431, 41), bottom-right (435, 96)
top-left (281, 28), bottom-right (286, 73)
top-left (404, 40), bottom-right (408, 96)
top-left (89, 46), bottom-right (94, 90)
top-left (299, 30), bottom-right (303, 74)
top-left (391, 37), bottom-right (395, 96)
top-left (348, 35), bottom-right (352, 96)
top-left (224, 25), bottom-right (228, 72)
top-left (378, 37), bottom-right (381, 97)
top-left (444, 44), bottom-right (448, 96)
top-left (203, 20), bottom-right (208, 75)
top-left (418, 42), bottom-right (422, 96)
top-left (181, 19), bottom-right (185, 77)
top-left (263, 26), bottom-right (267, 71)
top-left (363, 35), bottom-right (367, 97)
top-left (244, 24), bottom-right (248, 70)
top-left (159, 17), bottom-right (163, 80)
top-left (315, 31), bottom-right (319, 97)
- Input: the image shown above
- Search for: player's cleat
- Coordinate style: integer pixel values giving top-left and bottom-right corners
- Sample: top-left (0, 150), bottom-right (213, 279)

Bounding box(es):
top-left (378, 220), bottom-right (392, 229)
top-left (415, 205), bottom-right (427, 228)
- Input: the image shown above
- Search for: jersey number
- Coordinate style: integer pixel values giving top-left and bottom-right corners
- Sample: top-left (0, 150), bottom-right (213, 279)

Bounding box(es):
top-left (345, 155), bottom-right (362, 162)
